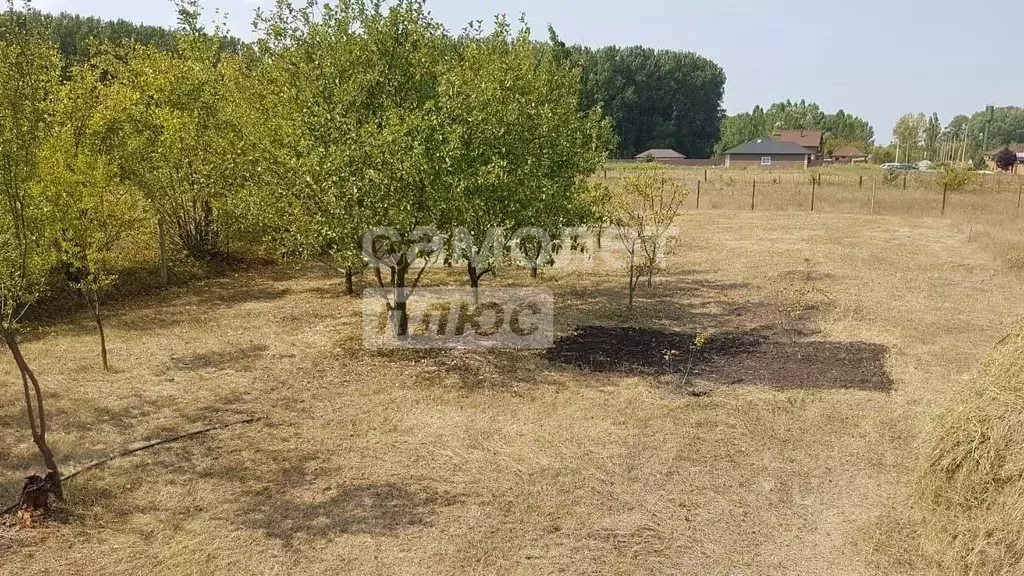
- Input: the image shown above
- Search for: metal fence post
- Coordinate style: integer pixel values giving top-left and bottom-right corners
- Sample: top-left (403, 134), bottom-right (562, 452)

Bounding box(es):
top-left (751, 179), bottom-right (756, 211)
top-left (811, 178), bottom-right (816, 212)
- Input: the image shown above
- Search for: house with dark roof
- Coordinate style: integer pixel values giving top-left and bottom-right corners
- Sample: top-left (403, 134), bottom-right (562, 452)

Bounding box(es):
top-left (832, 146), bottom-right (868, 164)
top-left (772, 130), bottom-right (824, 160)
top-left (723, 137), bottom-right (810, 168)
top-left (634, 149), bottom-right (687, 165)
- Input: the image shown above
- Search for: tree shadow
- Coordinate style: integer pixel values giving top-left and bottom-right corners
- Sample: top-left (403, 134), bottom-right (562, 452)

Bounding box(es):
top-left (245, 481), bottom-right (456, 542)
top-left (166, 344), bottom-right (270, 373)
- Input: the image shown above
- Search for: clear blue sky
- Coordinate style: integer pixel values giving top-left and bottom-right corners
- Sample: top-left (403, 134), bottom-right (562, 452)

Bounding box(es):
top-left (31, 0), bottom-right (1021, 144)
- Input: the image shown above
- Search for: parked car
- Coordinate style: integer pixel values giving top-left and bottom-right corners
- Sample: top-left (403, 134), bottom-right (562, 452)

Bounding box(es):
top-left (880, 163), bottom-right (918, 172)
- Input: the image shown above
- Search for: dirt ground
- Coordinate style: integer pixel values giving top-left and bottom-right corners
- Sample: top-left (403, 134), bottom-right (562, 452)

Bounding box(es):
top-left (1, 211), bottom-right (1022, 575)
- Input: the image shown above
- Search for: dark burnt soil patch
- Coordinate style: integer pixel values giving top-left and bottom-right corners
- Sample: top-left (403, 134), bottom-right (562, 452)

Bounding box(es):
top-left (546, 325), bottom-right (893, 392)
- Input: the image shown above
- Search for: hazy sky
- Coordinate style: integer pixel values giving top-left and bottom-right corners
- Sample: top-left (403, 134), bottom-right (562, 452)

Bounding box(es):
top-left (29, 0), bottom-right (1021, 144)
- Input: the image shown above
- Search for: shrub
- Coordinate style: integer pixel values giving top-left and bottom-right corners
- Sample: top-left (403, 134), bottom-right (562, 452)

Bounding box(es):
top-left (937, 165), bottom-right (977, 192)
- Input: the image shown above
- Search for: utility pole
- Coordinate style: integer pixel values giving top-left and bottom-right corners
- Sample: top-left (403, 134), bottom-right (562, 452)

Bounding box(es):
top-left (983, 104), bottom-right (994, 157)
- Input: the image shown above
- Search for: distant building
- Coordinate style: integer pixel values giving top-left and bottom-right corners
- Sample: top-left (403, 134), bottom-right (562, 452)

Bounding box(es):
top-left (634, 149), bottom-right (687, 165)
top-left (832, 146), bottom-right (868, 164)
top-left (772, 130), bottom-right (825, 160)
top-left (723, 137), bottom-right (810, 168)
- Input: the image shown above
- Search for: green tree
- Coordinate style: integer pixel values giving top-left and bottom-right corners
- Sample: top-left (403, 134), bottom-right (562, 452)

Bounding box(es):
top-left (0, 3), bottom-right (64, 506)
top-left (893, 113), bottom-right (926, 162)
top-left (572, 45), bottom-right (725, 158)
top-left (443, 19), bottom-right (612, 294)
top-left (924, 113), bottom-right (942, 160)
top-left (113, 1), bottom-right (246, 271)
top-left (39, 59), bottom-right (147, 371)
top-left (243, 0), bottom-right (379, 295)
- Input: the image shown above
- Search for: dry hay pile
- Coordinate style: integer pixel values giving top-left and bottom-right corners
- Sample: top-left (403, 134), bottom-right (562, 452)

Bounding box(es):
top-left (912, 321), bottom-right (1024, 575)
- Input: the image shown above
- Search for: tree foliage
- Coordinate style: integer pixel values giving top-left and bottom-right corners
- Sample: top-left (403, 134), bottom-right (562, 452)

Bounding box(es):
top-left (10, 6), bottom-right (240, 72)
top-left (994, 148), bottom-right (1018, 172)
top-left (572, 45), bottom-right (725, 159)
top-left (892, 113), bottom-right (926, 162)
top-left (0, 1), bottom-right (64, 503)
top-left (39, 59), bottom-right (147, 370)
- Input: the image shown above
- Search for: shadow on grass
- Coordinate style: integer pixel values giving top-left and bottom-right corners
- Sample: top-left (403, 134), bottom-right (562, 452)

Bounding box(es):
top-left (249, 481), bottom-right (455, 541)
top-left (167, 344), bottom-right (270, 372)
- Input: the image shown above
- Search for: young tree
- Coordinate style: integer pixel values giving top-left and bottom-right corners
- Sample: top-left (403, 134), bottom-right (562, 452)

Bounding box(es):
top-left (994, 147), bottom-right (1018, 172)
top-left (39, 61), bottom-right (146, 371)
top-left (613, 167), bottom-right (688, 313)
top-left (0, 3), bottom-right (64, 506)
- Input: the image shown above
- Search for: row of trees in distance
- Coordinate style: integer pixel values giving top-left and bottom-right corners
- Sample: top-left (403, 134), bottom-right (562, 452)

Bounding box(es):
top-left (883, 107), bottom-right (1024, 166)
top-left (572, 46), bottom-right (726, 160)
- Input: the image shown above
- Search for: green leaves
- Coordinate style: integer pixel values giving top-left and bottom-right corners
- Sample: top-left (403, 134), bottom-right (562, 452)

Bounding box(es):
top-left (38, 59), bottom-right (147, 296)
top-left (574, 45), bottom-right (726, 159)
top-left (0, 7), bottom-right (61, 328)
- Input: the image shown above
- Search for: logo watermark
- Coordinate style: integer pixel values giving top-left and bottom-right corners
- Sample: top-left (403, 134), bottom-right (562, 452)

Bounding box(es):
top-left (362, 288), bottom-right (554, 349)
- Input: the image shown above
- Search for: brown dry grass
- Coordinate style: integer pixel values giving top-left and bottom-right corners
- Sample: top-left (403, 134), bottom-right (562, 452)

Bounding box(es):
top-left (874, 321), bottom-right (1024, 576)
top-left (2, 208), bottom-right (1023, 575)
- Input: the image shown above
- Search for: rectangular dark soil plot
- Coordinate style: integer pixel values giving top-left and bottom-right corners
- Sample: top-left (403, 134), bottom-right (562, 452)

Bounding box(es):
top-left (546, 326), bottom-right (893, 392)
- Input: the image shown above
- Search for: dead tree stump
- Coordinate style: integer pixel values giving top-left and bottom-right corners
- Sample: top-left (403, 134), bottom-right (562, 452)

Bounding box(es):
top-left (17, 471), bottom-right (60, 526)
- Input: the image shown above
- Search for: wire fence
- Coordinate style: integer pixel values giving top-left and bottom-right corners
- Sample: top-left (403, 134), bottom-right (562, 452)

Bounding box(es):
top-left (601, 167), bottom-right (1024, 219)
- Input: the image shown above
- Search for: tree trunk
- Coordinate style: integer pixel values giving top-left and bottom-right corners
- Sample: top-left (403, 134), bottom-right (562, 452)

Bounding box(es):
top-left (627, 254), bottom-right (635, 312)
top-left (530, 263), bottom-right (538, 279)
top-left (344, 269), bottom-right (355, 296)
top-left (90, 290), bottom-right (109, 372)
top-left (468, 263), bottom-right (481, 304)
top-left (596, 227), bottom-right (603, 250)
top-left (157, 219), bottom-right (169, 289)
top-left (391, 262), bottom-right (410, 337)
top-left (1, 327), bottom-right (63, 505)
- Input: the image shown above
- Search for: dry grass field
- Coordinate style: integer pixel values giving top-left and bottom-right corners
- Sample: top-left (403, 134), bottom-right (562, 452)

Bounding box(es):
top-left (2, 177), bottom-right (1024, 574)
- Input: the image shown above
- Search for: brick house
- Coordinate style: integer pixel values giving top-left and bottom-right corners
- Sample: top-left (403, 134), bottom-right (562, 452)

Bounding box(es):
top-left (772, 130), bottom-right (825, 160)
top-left (723, 137), bottom-right (810, 168)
